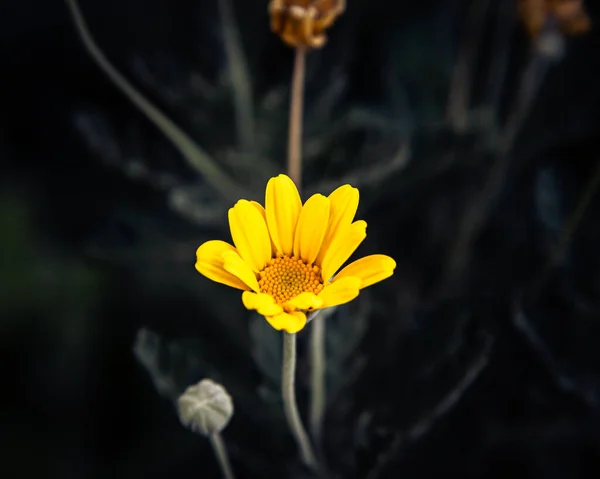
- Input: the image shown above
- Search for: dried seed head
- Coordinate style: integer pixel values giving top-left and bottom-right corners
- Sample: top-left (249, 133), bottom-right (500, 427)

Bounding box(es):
top-left (178, 379), bottom-right (234, 436)
top-left (518, 0), bottom-right (591, 39)
top-left (268, 0), bottom-right (345, 49)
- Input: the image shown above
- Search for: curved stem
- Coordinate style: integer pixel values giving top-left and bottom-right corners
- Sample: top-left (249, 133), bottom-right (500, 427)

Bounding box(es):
top-left (282, 332), bottom-right (318, 469)
top-left (210, 433), bottom-right (235, 479)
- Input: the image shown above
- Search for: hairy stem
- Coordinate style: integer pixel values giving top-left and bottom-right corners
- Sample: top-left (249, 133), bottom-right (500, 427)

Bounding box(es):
top-left (210, 432), bottom-right (235, 479)
top-left (309, 314), bottom-right (326, 444)
top-left (282, 332), bottom-right (318, 469)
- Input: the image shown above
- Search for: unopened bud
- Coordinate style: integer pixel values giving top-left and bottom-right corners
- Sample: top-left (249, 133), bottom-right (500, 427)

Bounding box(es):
top-left (178, 379), bottom-right (234, 436)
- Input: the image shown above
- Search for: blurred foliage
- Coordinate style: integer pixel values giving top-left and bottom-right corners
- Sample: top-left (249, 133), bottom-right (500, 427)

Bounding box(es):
top-left (0, 188), bottom-right (106, 476)
top-left (0, 189), bottom-right (100, 334)
top-left (67, 0), bottom-right (600, 475)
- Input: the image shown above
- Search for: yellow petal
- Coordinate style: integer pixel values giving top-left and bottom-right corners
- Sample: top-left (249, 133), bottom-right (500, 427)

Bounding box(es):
top-left (284, 292), bottom-right (323, 311)
top-left (242, 291), bottom-right (283, 316)
top-left (251, 200), bottom-right (277, 256)
top-left (195, 240), bottom-right (249, 290)
top-left (334, 254), bottom-right (396, 289)
top-left (317, 276), bottom-right (361, 308)
top-left (315, 184), bottom-right (359, 266)
top-left (222, 250), bottom-right (260, 292)
top-left (228, 199), bottom-right (272, 272)
top-left (265, 174), bottom-right (302, 255)
top-left (321, 220), bottom-right (367, 282)
top-left (265, 311), bottom-right (307, 333)
top-left (293, 194), bottom-right (330, 264)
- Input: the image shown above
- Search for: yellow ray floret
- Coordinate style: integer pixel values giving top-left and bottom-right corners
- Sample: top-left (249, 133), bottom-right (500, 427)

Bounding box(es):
top-left (195, 174), bottom-right (396, 333)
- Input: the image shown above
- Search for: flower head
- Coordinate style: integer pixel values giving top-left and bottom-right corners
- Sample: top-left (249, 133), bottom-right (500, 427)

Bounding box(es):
top-left (268, 0), bottom-right (346, 49)
top-left (196, 174), bottom-right (396, 333)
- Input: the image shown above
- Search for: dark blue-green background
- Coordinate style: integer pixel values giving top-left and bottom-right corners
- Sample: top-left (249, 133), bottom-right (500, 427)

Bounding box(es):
top-left (2, 0), bottom-right (600, 478)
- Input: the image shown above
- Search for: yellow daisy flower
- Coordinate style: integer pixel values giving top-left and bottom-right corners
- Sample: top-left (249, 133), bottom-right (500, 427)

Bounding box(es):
top-left (195, 174), bottom-right (396, 333)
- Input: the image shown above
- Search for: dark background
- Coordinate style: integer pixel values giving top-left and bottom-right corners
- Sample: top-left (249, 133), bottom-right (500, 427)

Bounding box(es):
top-left (2, 0), bottom-right (600, 478)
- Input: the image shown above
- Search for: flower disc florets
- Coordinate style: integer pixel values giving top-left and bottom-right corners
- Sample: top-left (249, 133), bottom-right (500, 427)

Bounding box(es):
top-left (259, 256), bottom-right (324, 303)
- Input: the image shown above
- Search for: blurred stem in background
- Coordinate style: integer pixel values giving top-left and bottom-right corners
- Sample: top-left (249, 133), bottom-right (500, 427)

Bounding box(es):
top-left (64, 0), bottom-right (248, 202)
top-left (217, 0), bottom-right (256, 154)
top-left (440, 9), bottom-right (562, 292)
top-left (281, 46), bottom-right (319, 470)
top-left (446, 0), bottom-right (491, 133)
top-left (529, 156), bottom-right (600, 303)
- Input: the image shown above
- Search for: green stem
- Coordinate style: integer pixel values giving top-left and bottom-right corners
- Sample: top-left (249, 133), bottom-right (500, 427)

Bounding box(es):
top-left (282, 332), bottom-right (318, 469)
top-left (209, 432), bottom-right (235, 479)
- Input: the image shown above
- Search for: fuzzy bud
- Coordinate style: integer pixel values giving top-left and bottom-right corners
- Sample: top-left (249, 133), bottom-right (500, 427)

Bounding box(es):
top-left (178, 379), bottom-right (234, 436)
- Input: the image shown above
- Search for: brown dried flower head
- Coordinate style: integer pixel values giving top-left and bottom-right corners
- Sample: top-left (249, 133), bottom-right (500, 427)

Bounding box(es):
top-left (518, 0), bottom-right (591, 38)
top-left (268, 0), bottom-right (345, 49)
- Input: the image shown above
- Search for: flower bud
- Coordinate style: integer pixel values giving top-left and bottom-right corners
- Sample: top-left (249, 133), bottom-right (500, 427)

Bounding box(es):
top-left (178, 379), bottom-right (234, 436)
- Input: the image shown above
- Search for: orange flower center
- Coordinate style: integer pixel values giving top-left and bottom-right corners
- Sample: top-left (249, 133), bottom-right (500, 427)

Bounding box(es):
top-left (258, 255), bottom-right (324, 304)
